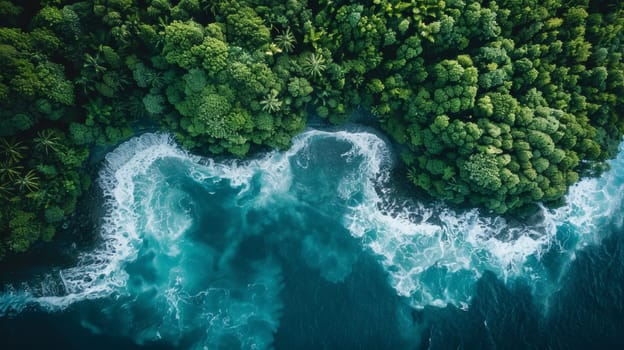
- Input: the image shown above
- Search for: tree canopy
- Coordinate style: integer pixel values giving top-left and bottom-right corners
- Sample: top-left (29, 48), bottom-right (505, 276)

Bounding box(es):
top-left (0, 0), bottom-right (623, 259)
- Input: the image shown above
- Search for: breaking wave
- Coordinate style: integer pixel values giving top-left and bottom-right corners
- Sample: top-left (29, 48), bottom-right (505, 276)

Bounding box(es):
top-left (1, 128), bottom-right (623, 347)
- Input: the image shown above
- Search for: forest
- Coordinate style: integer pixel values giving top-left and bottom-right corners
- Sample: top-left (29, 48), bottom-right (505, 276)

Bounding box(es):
top-left (0, 0), bottom-right (622, 260)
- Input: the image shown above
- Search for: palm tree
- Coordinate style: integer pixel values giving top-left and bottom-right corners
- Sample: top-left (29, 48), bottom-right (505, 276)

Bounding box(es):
top-left (301, 52), bottom-right (326, 78)
top-left (0, 161), bottom-right (23, 180)
top-left (0, 181), bottom-right (13, 200)
top-left (314, 89), bottom-right (330, 106)
top-left (26, 187), bottom-right (48, 206)
top-left (76, 75), bottom-right (96, 94)
top-left (406, 167), bottom-right (418, 185)
top-left (447, 177), bottom-right (464, 194)
top-left (149, 71), bottom-right (165, 89)
top-left (125, 96), bottom-right (147, 119)
top-left (34, 130), bottom-right (62, 155)
top-left (14, 170), bottom-right (40, 193)
top-left (350, 72), bottom-right (365, 88)
top-left (0, 138), bottom-right (27, 163)
top-left (275, 27), bottom-right (296, 53)
top-left (260, 90), bottom-right (282, 113)
top-left (83, 50), bottom-right (106, 74)
top-left (102, 71), bottom-right (130, 93)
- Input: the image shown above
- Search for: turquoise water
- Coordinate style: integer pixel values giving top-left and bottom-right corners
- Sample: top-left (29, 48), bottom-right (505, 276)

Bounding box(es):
top-left (1, 128), bottom-right (624, 349)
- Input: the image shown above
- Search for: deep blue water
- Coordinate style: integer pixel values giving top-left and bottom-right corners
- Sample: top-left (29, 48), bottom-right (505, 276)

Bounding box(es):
top-left (1, 128), bottom-right (623, 349)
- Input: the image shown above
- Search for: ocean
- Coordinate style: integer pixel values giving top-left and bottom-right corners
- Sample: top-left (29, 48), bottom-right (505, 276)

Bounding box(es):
top-left (1, 128), bottom-right (623, 349)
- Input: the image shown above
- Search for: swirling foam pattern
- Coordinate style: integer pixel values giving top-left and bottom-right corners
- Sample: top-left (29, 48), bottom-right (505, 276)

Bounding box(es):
top-left (1, 129), bottom-right (623, 348)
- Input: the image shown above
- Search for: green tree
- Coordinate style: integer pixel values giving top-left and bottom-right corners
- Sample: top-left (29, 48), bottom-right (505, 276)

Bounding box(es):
top-left (8, 210), bottom-right (41, 253)
top-left (301, 52), bottom-right (326, 79)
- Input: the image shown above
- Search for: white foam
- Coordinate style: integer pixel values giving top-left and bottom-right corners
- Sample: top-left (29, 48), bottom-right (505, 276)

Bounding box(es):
top-left (60, 134), bottom-right (192, 297)
top-left (0, 133), bottom-right (192, 314)
top-left (0, 129), bottom-right (382, 314)
top-left (542, 145), bottom-right (624, 245)
top-left (1, 129), bottom-right (622, 317)
top-left (342, 136), bottom-right (624, 309)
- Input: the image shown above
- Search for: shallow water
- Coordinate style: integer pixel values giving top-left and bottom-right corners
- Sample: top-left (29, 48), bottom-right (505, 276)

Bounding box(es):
top-left (1, 128), bottom-right (623, 349)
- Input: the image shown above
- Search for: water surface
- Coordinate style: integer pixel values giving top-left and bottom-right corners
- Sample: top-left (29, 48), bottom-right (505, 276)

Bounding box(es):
top-left (1, 128), bottom-right (623, 349)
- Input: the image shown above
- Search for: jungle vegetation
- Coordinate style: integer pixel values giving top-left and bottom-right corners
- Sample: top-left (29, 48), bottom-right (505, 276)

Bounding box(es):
top-left (0, 0), bottom-right (623, 259)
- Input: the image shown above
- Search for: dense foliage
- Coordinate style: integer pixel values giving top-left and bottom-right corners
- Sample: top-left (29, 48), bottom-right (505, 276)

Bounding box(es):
top-left (0, 0), bottom-right (622, 259)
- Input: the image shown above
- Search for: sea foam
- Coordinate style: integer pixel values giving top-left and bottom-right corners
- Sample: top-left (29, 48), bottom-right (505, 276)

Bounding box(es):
top-left (343, 135), bottom-right (624, 308)
top-left (1, 129), bottom-right (622, 331)
top-left (1, 134), bottom-right (190, 315)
